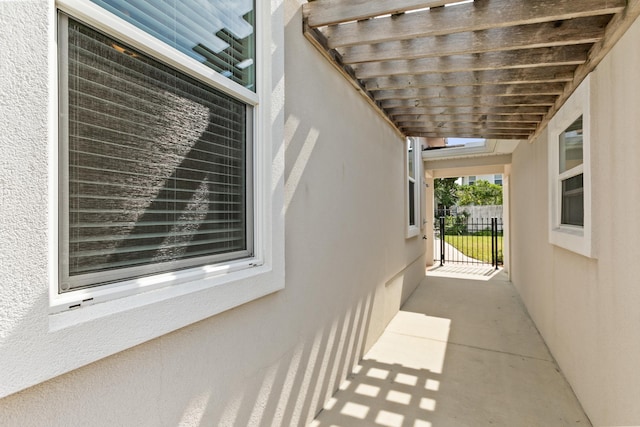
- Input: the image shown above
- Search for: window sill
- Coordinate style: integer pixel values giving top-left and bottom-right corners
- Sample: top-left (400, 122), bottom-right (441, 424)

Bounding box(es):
top-left (549, 226), bottom-right (595, 258)
top-left (49, 260), bottom-right (278, 330)
top-left (406, 226), bottom-right (420, 239)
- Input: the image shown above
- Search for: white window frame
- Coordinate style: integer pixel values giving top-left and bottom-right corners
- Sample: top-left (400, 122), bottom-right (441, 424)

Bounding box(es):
top-left (548, 76), bottom-right (594, 258)
top-left (1, 0), bottom-right (283, 399)
top-left (406, 137), bottom-right (422, 238)
top-left (41, 0), bottom-right (278, 376)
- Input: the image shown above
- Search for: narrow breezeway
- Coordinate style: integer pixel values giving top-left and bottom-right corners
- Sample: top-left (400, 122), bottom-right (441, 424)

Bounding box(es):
top-left (310, 270), bottom-right (590, 427)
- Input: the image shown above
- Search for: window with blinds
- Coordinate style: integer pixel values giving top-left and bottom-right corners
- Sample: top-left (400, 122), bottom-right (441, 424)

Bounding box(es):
top-left (59, 15), bottom-right (253, 292)
top-left (88, 0), bottom-right (256, 90)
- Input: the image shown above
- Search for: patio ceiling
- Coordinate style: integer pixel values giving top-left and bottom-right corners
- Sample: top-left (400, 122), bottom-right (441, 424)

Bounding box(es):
top-left (302, 0), bottom-right (640, 141)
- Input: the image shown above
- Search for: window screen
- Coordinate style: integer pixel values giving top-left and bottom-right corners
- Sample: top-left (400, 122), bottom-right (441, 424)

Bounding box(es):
top-left (60, 16), bottom-right (252, 291)
top-left (561, 174), bottom-right (584, 226)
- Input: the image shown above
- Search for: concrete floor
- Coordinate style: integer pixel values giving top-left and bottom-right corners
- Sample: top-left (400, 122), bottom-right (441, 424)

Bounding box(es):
top-left (310, 269), bottom-right (591, 427)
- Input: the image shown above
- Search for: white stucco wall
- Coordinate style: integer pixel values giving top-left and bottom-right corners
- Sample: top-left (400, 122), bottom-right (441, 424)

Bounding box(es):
top-left (510, 16), bottom-right (640, 426)
top-left (0, 0), bottom-right (425, 426)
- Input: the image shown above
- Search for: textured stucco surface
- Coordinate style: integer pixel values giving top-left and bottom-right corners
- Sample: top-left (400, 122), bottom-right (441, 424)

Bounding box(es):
top-left (510, 16), bottom-right (640, 426)
top-left (0, 0), bottom-right (52, 392)
top-left (0, 0), bottom-right (426, 425)
top-left (0, 0), bottom-right (287, 399)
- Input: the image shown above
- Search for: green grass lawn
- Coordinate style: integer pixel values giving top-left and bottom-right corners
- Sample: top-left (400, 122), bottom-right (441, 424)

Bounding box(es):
top-left (444, 235), bottom-right (503, 264)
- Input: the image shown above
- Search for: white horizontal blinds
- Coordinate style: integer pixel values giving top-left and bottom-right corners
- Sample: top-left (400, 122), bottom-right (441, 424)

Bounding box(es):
top-left (89, 0), bottom-right (256, 90)
top-left (65, 18), bottom-right (249, 290)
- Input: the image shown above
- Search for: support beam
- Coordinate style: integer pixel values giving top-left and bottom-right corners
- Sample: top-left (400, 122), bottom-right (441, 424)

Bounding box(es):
top-left (341, 16), bottom-right (609, 64)
top-left (410, 132), bottom-right (528, 139)
top-left (364, 67), bottom-right (576, 91)
top-left (426, 155), bottom-right (514, 174)
top-left (354, 45), bottom-right (589, 79)
top-left (401, 124), bottom-right (537, 133)
top-left (530, 0), bottom-right (640, 142)
top-left (374, 83), bottom-right (565, 101)
top-left (385, 106), bottom-right (548, 118)
top-left (322, 0), bottom-right (625, 48)
top-left (386, 106), bottom-right (550, 116)
top-left (303, 0), bottom-right (457, 28)
top-left (399, 123), bottom-right (538, 131)
top-left (392, 114), bottom-right (543, 123)
top-left (381, 95), bottom-right (558, 109)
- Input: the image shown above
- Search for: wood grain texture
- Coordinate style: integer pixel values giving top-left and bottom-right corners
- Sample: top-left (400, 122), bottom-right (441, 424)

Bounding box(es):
top-left (530, 0), bottom-right (640, 141)
top-left (304, 0), bottom-right (456, 27)
top-left (323, 0), bottom-right (625, 48)
top-left (392, 114), bottom-right (543, 124)
top-left (386, 106), bottom-right (551, 116)
top-left (409, 131), bottom-right (530, 139)
top-left (341, 16), bottom-right (609, 64)
top-left (302, 0), bottom-right (634, 140)
top-left (354, 45), bottom-right (589, 79)
top-left (381, 96), bottom-right (558, 109)
top-left (364, 67), bottom-right (576, 91)
top-left (374, 83), bottom-right (565, 101)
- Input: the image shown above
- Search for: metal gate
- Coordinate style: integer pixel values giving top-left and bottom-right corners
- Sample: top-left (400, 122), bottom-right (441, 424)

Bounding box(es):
top-left (434, 216), bottom-right (503, 268)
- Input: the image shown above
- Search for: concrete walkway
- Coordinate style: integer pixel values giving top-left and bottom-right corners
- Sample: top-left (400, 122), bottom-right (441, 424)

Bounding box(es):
top-left (310, 271), bottom-right (590, 427)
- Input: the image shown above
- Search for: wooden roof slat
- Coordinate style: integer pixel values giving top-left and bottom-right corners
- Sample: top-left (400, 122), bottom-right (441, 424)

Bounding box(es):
top-left (303, 0), bottom-right (635, 140)
top-left (410, 132), bottom-right (530, 139)
top-left (393, 114), bottom-right (543, 124)
top-left (399, 122), bottom-right (538, 131)
top-left (381, 96), bottom-right (558, 109)
top-left (374, 83), bottom-right (565, 101)
top-left (322, 0), bottom-right (625, 48)
top-left (354, 45), bottom-right (589, 79)
top-left (530, 0), bottom-right (640, 141)
top-left (364, 67), bottom-right (576, 91)
top-left (387, 106), bottom-right (551, 116)
top-left (341, 15), bottom-right (610, 64)
top-left (303, 0), bottom-right (458, 28)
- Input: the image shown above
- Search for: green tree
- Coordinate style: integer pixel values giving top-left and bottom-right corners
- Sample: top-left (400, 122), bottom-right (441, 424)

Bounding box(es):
top-left (434, 178), bottom-right (460, 208)
top-left (457, 180), bottom-right (503, 205)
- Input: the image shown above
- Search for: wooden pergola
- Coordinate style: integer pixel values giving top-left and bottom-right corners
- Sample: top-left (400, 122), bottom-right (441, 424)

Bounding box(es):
top-left (303, 0), bottom-right (640, 141)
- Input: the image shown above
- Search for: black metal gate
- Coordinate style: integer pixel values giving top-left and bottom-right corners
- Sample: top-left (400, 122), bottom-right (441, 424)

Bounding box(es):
top-left (434, 216), bottom-right (503, 268)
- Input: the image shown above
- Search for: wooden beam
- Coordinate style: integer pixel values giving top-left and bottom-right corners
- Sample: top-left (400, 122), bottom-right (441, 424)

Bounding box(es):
top-left (386, 106), bottom-right (550, 116)
top-left (322, 0), bottom-right (625, 48)
top-left (364, 67), bottom-right (576, 91)
top-left (402, 122), bottom-right (537, 130)
top-left (374, 83), bottom-right (565, 101)
top-left (381, 95), bottom-right (558, 109)
top-left (393, 114), bottom-right (543, 123)
top-left (530, 0), bottom-right (640, 142)
top-left (409, 131), bottom-right (529, 139)
top-left (354, 45), bottom-right (589, 79)
top-left (342, 15), bottom-right (610, 64)
top-left (302, 22), bottom-right (405, 139)
top-left (303, 0), bottom-right (457, 28)
top-left (400, 121), bottom-right (539, 129)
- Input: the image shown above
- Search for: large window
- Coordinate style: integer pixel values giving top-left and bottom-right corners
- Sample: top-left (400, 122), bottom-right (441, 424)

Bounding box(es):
top-left (0, 0), bottom-right (281, 397)
top-left (548, 77), bottom-right (593, 257)
top-left (55, 0), bottom-right (268, 305)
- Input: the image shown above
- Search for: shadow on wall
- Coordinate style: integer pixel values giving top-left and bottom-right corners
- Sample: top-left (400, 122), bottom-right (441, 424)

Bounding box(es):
top-left (0, 2), bottom-right (421, 427)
